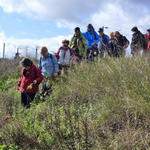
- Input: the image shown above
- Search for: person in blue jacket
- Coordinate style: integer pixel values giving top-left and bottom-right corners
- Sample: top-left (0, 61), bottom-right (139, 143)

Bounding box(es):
top-left (38, 46), bottom-right (59, 100)
top-left (83, 24), bottom-right (100, 49)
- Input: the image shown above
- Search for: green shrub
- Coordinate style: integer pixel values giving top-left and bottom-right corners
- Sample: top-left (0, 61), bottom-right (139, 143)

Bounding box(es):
top-left (1, 57), bottom-right (150, 149)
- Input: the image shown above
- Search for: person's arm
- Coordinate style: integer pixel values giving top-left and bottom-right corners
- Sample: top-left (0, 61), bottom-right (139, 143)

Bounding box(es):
top-left (82, 32), bottom-right (87, 39)
top-left (17, 69), bottom-right (23, 90)
top-left (53, 55), bottom-right (59, 73)
top-left (70, 48), bottom-right (76, 62)
top-left (94, 32), bottom-right (100, 44)
top-left (55, 48), bottom-right (61, 61)
top-left (38, 57), bottom-right (42, 70)
top-left (106, 35), bottom-right (110, 42)
top-left (69, 37), bottom-right (74, 48)
top-left (34, 68), bottom-right (43, 84)
top-left (82, 36), bottom-right (88, 56)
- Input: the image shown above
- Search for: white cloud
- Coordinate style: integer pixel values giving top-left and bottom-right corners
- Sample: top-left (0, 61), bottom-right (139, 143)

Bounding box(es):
top-left (0, 0), bottom-right (104, 22)
top-left (0, 32), bottom-right (71, 58)
top-left (0, 0), bottom-right (150, 57)
top-left (0, 0), bottom-right (150, 32)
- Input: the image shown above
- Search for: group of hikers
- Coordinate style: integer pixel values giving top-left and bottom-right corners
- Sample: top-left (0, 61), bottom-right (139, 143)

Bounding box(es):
top-left (17, 24), bottom-right (150, 108)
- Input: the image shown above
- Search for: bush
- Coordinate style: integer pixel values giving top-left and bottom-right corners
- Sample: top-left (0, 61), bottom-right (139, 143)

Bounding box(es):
top-left (1, 57), bottom-right (150, 149)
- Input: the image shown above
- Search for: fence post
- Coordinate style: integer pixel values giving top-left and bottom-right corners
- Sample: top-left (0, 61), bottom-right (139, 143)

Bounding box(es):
top-left (3, 43), bottom-right (5, 59)
top-left (35, 47), bottom-right (38, 59)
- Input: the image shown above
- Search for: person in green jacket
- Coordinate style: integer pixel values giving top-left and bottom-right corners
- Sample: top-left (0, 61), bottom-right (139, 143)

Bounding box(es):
top-left (70, 27), bottom-right (87, 62)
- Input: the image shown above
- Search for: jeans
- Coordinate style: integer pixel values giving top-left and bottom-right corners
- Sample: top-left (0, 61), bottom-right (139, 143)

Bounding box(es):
top-left (21, 93), bottom-right (36, 108)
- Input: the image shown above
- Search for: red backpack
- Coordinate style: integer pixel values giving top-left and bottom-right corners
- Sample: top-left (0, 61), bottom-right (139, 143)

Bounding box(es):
top-left (55, 47), bottom-right (74, 61)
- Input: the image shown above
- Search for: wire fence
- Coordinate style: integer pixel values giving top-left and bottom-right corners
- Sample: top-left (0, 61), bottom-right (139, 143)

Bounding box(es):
top-left (0, 42), bottom-right (58, 60)
top-left (0, 42), bottom-right (41, 59)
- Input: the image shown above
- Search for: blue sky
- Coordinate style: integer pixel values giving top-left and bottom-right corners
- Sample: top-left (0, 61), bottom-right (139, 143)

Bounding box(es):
top-left (0, 7), bottom-right (71, 39)
top-left (0, 0), bottom-right (150, 58)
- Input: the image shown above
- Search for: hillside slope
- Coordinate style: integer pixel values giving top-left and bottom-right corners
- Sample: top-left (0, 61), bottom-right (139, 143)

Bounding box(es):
top-left (0, 58), bottom-right (150, 150)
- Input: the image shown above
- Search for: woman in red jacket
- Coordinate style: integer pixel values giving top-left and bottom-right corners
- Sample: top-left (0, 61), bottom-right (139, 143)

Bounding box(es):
top-left (145, 29), bottom-right (150, 51)
top-left (17, 58), bottom-right (43, 108)
top-left (143, 29), bottom-right (150, 58)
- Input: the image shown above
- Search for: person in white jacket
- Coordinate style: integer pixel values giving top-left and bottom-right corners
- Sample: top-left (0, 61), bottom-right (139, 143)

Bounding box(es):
top-left (55, 40), bottom-right (75, 74)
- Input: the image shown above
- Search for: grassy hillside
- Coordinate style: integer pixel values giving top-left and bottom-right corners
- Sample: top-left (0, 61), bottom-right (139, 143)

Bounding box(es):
top-left (0, 58), bottom-right (150, 150)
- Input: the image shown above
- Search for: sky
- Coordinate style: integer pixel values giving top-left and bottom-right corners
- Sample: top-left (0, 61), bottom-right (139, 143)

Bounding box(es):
top-left (0, 0), bottom-right (150, 58)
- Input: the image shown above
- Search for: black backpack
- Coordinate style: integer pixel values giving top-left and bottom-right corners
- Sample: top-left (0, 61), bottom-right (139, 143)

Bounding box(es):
top-left (122, 36), bottom-right (129, 48)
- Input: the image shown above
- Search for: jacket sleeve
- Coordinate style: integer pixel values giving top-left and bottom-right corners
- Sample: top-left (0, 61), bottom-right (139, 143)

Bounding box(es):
top-left (53, 55), bottom-right (59, 73)
top-left (55, 48), bottom-right (61, 61)
top-left (82, 36), bottom-right (88, 55)
top-left (17, 69), bottom-right (23, 87)
top-left (69, 37), bottom-right (74, 48)
top-left (35, 68), bottom-right (43, 84)
top-left (83, 32), bottom-right (87, 39)
top-left (94, 32), bottom-right (100, 43)
top-left (106, 35), bottom-right (110, 42)
top-left (145, 34), bottom-right (149, 41)
top-left (70, 49), bottom-right (75, 57)
top-left (38, 57), bottom-right (42, 70)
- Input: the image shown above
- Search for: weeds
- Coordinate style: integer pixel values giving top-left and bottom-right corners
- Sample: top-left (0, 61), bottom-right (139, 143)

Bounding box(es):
top-left (0, 57), bottom-right (150, 149)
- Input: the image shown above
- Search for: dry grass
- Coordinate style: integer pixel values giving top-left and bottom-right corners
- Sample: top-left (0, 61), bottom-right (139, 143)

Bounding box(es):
top-left (0, 57), bottom-right (150, 150)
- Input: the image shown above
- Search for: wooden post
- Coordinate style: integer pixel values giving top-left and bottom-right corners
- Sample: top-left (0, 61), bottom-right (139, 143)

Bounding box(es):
top-left (17, 48), bottom-right (19, 53)
top-left (3, 43), bottom-right (5, 59)
top-left (35, 47), bottom-right (39, 59)
top-left (26, 47), bottom-right (28, 57)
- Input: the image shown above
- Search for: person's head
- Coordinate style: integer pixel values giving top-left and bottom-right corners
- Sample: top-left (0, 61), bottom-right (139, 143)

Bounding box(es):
top-left (21, 58), bottom-right (33, 70)
top-left (114, 31), bottom-right (121, 39)
top-left (98, 28), bottom-right (104, 36)
top-left (147, 29), bottom-right (150, 34)
top-left (74, 27), bottom-right (81, 36)
top-left (62, 39), bottom-right (69, 47)
top-left (110, 32), bottom-right (115, 39)
top-left (40, 46), bottom-right (48, 58)
top-left (131, 26), bottom-right (139, 34)
top-left (87, 24), bottom-right (94, 32)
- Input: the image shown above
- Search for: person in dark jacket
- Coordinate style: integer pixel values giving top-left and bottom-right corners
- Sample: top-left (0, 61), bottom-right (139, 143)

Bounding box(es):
top-left (109, 32), bottom-right (119, 57)
top-left (143, 29), bottom-right (150, 58)
top-left (131, 27), bottom-right (144, 57)
top-left (17, 58), bottom-right (43, 108)
top-left (114, 31), bottom-right (129, 57)
top-left (98, 28), bottom-right (110, 58)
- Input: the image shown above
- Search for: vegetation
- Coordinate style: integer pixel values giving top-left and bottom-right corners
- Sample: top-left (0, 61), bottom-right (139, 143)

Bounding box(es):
top-left (0, 58), bottom-right (150, 150)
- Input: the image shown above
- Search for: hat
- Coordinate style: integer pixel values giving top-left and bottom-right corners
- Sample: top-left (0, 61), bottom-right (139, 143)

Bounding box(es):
top-left (88, 24), bottom-right (93, 28)
top-left (147, 28), bottom-right (150, 32)
top-left (131, 26), bottom-right (138, 32)
top-left (98, 28), bottom-right (104, 33)
top-left (62, 39), bottom-right (69, 44)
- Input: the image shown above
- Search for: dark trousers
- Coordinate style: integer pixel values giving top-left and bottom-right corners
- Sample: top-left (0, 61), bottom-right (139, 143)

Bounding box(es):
top-left (40, 77), bottom-right (53, 101)
top-left (21, 93), bottom-right (36, 108)
top-left (59, 64), bottom-right (69, 75)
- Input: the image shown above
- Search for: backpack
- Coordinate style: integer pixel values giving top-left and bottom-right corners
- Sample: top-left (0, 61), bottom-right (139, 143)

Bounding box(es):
top-left (39, 54), bottom-right (55, 70)
top-left (122, 36), bottom-right (129, 48)
top-left (55, 47), bottom-right (73, 61)
top-left (141, 34), bottom-right (148, 50)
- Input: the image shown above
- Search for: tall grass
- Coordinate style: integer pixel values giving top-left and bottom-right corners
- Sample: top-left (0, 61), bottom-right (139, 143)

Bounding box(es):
top-left (0, 57), bottom-right (150, 149)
